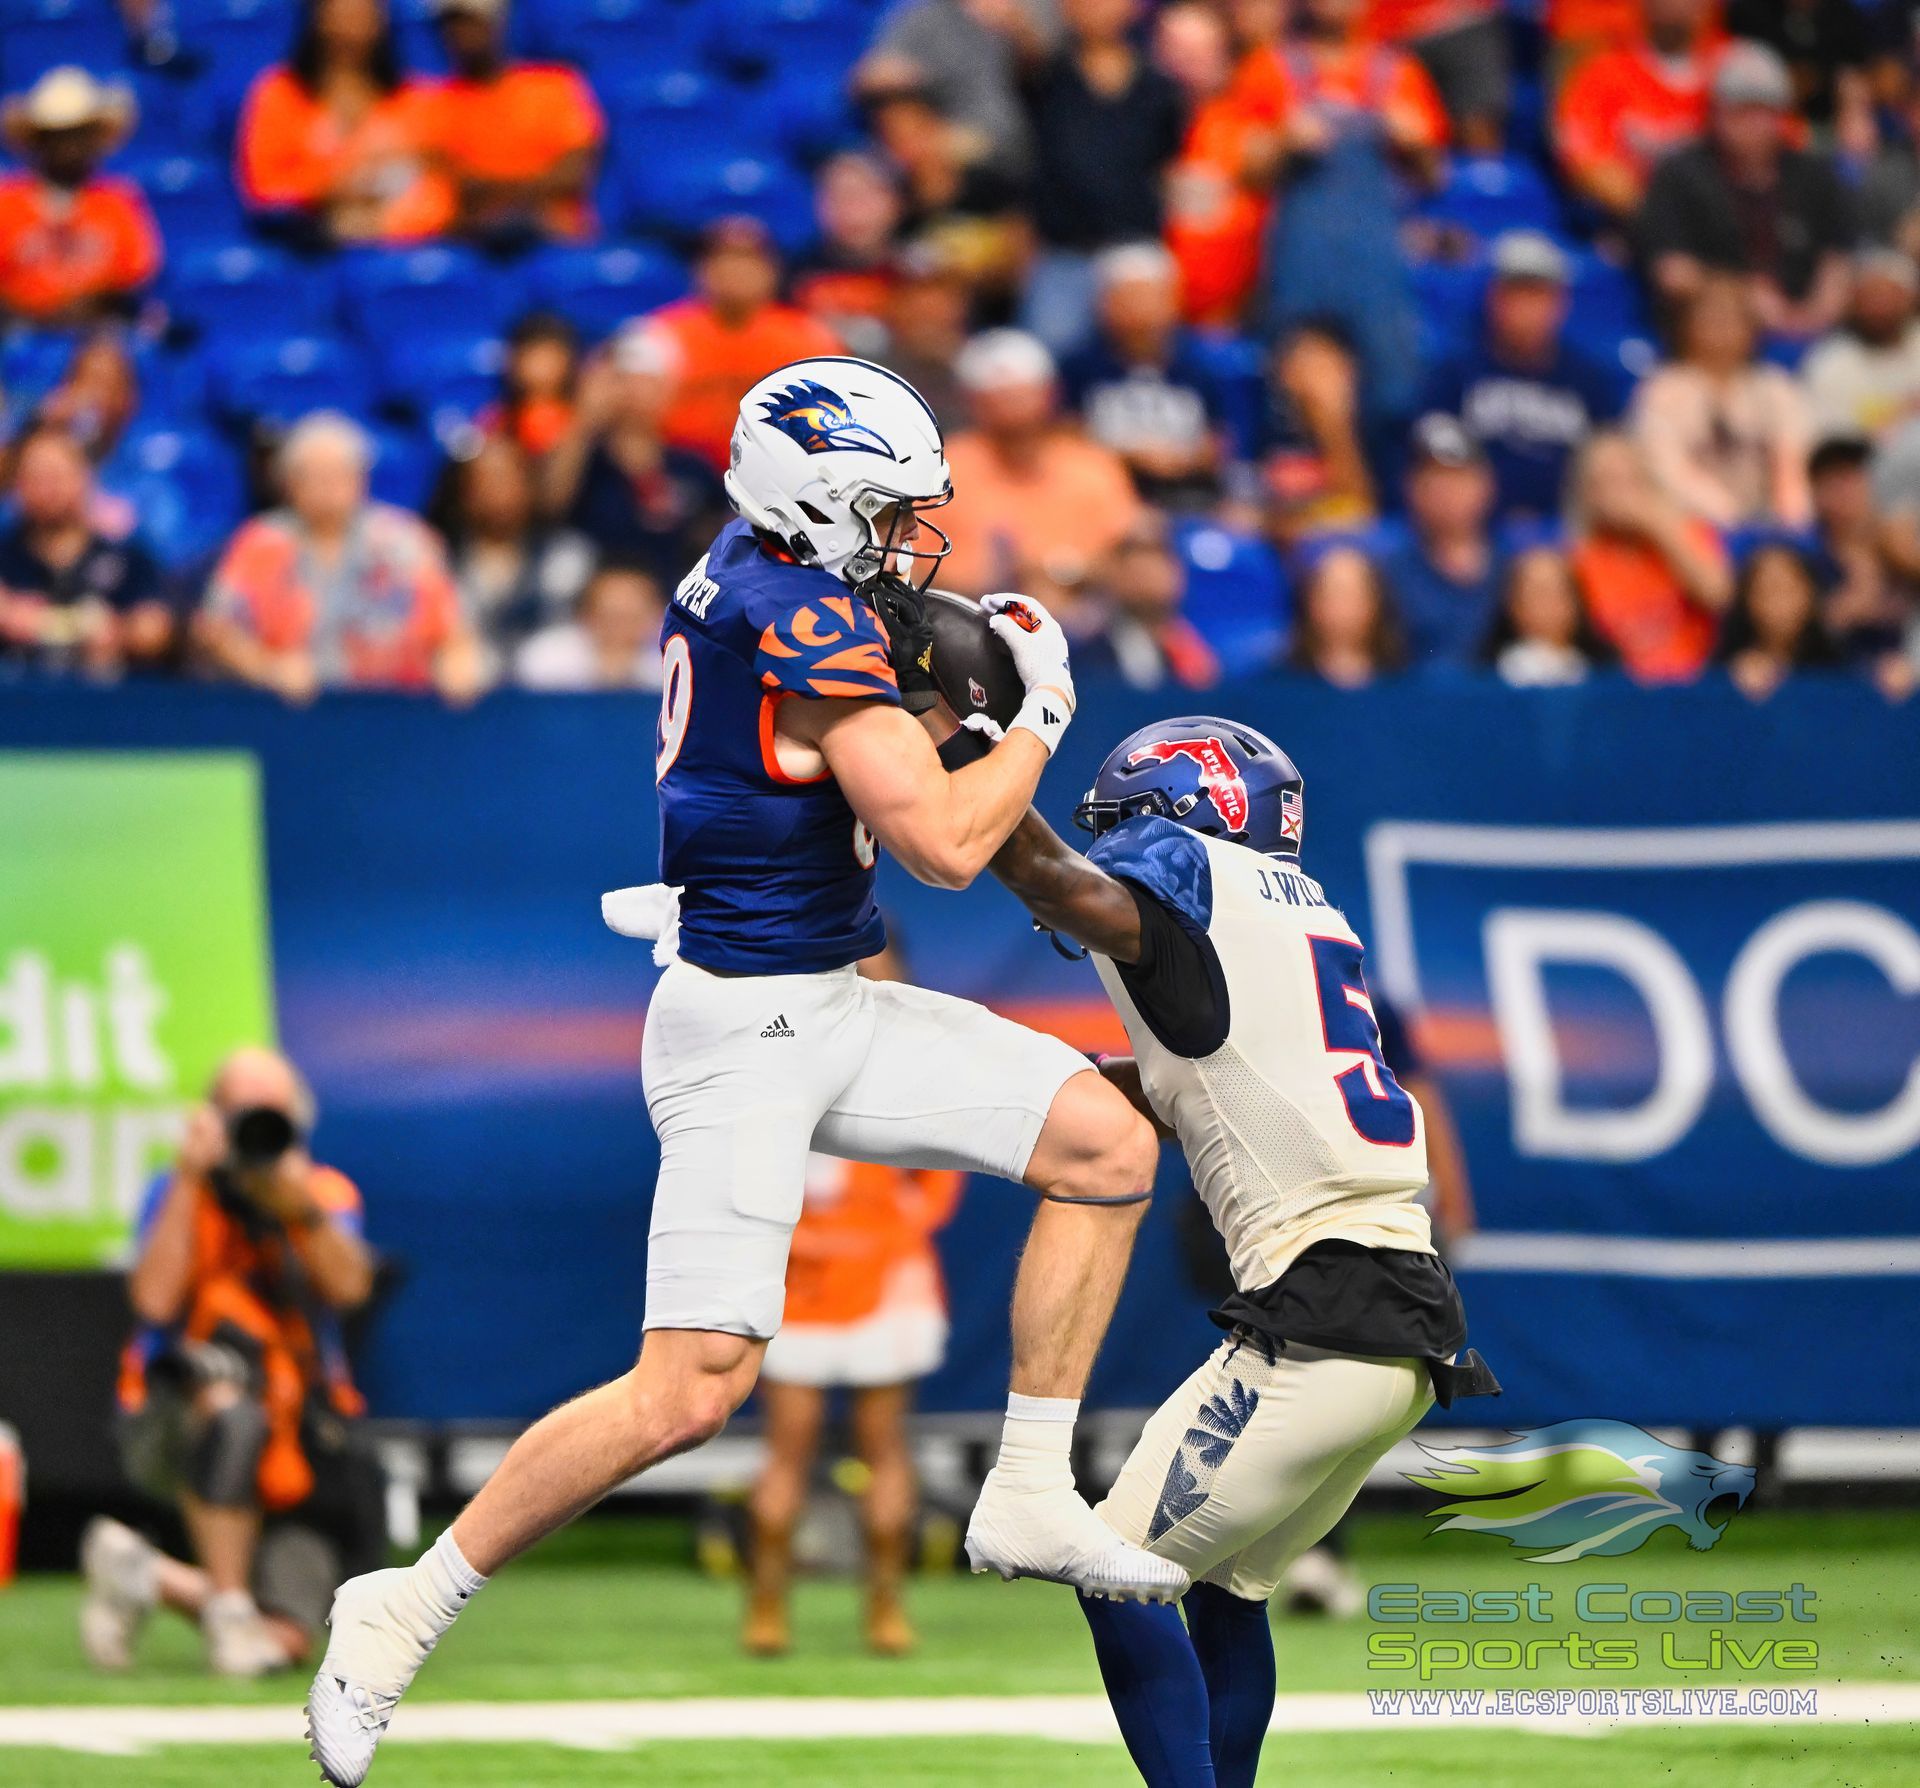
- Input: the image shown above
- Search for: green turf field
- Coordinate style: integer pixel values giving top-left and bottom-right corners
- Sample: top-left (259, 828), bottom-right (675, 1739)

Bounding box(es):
top-left (0, 1509), bottom-right (1913, 1785)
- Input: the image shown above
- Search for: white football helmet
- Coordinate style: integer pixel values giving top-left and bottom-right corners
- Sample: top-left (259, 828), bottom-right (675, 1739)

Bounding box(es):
top-left (724, 356), bottom-right (953, 587)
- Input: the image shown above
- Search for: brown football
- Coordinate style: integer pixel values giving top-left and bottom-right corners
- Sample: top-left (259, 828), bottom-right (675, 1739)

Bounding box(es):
top-left (925, 589), bottom-right (1027, 731)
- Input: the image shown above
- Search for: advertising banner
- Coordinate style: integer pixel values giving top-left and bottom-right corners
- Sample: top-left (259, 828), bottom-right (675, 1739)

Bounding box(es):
top-left (0, 753), bottom-right (273, 1266)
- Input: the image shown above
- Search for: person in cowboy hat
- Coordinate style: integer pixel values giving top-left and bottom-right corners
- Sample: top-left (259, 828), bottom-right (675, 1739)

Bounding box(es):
top-left (0, 67), bottom-right (160, 325)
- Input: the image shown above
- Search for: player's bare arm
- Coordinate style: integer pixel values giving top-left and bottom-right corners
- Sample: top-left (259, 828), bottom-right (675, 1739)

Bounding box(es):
top-left (989, 807), bottom-right (1144, 963)
top-left (779, 696), bottom-right (1050, 890)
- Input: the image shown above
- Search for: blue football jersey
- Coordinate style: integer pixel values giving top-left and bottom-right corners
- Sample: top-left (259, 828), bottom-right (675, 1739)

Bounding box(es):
top-left (656, 518), bottom-right (900, 974)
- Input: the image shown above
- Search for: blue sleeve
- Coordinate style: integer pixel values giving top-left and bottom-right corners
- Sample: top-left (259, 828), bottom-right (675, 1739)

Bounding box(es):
top-left (133, 1170), bottom-right (174, 1243)
top-left (748, 582), bottom-right (901, 703)
top-left (1087, 815), bottom-right (1214, 932)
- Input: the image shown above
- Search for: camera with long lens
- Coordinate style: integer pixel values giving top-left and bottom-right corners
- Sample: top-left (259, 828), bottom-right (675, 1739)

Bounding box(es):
top-left (226, 1104), bottom-right (300, 1169)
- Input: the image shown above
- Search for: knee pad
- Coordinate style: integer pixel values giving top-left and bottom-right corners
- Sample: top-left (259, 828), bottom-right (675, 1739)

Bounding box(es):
top-left (186, 1397), bottom-right (270, 1507)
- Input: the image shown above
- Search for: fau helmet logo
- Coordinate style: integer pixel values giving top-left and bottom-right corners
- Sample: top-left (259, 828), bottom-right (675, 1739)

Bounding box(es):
top-left (760, 380), bottom-right (898, 460)
top-left (1128, 736), bottom-right (1250, 832)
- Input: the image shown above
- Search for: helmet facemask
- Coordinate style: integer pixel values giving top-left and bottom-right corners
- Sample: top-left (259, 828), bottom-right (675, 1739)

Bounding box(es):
top-left (841, 483), bottom-right (954, 590)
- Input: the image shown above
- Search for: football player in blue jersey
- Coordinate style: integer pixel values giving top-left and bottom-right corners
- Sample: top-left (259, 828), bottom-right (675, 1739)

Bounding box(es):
top-left (305, 358), bottom-right (1188, 1785)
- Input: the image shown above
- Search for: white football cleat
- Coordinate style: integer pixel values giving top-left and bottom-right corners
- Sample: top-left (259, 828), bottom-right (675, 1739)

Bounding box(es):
top-left (965, 1472), bottom-right (1189, 1604)
top-left (78, 1517), bottom-right (158, 1670)
top-left (305, 1569), bottom-right (441, 1786)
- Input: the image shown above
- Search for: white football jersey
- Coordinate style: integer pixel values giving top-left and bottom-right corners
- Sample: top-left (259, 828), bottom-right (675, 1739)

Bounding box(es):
top-left (1087, 819), bottom-right (1433, 1292)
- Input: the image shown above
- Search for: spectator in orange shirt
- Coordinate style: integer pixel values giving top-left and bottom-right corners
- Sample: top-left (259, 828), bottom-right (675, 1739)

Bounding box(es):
top-left (745, 938), bottom-right (963, 1660)
top-left (1245, 0), bottom-right (1448, 429)
top-left (0, 69), bottom-right (160, 326)
top-left (429, 0), bottom-right (603, 245)
top-left (1554, 0), bottom-right (1716, 223)
top-left (198, 412), bottom-right (481, 701)
top-left (938, 328), bottom-right (1145, 615)
top-left (1568, 428), bottom-right (1734, 682)
top-left (1156, 0), bottom-right (1272, 325)
top-left (646, 217), bottom-right (842, 471)
top-left (236, 0), bottom-right (451, 244)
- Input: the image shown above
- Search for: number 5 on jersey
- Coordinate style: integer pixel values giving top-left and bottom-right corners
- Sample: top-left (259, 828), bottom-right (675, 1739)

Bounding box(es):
top-left (1307, 935), bottom-right (1417, 1147)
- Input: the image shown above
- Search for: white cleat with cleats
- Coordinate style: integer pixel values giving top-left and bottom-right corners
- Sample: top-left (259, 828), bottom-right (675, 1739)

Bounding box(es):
top-left (964, 1471), bottom-right (1189, 1604)
top-left (305, 1569), bottom-right (442, 1786)
top-left (78, 1517), bottom-right (159, 1671)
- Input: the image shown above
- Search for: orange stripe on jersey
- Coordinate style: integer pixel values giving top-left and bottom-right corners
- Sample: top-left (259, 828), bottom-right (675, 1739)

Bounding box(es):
top-left (807, 676), bottom-right (893, 697)
top-left (757, 622), bottom-right (802, 659)
top-left (791, 605), bottom-right (839, 648)
top-left (759, 692), bottom-right (832, 785)
top-left (810, 641), bottom-right (894, 677)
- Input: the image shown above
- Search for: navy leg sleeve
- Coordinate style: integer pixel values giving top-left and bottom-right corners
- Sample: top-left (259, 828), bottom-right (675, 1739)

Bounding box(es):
top-left (1077, 1593), bottom-right (1217, 1788)
top-left (1183, 1582), bottom-right (1275, 1788)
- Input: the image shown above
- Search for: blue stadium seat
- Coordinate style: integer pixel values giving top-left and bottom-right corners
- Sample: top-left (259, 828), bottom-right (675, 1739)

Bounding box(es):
top-left (168, 243), bottom-right (333, 339)
top-left (1172, 520), bottom-right (1289, 665)
top-left (595, 63), bottom-right (728, 131)
top-left (624, 148), bottom-right (812, 252)
top-left (167, 0), bottom-right (291, 95)
top-left (367, 423), bottom-right (441, 511)
top-left (1411, 154), bottom-right (1569, 248)
top-left (528, 0), bottom-right (701, 71)
top-left (711, 0), bottom-right (868, 82)
top-left (339, 246), bottom-right (525, 344)
top-left (0, 332), bottom-right (76, 419)
top-left (0, 13), bottom-right (127, 86)
top-left (757, 64), bottom-right (860, 160)
top-left (127, 68), bottom-right (226, 154)
top-left (100, 425), bottom-right (246, 564)
top-left (125, 153), bottom-right (249, 251)
top-left (1184, 330), bottom-right (1266, 464)
top-left (526, 242), bottom-right (689, 339)
top-left (375, 329), bottom-right (505, 423)
top-left (211, 333), bottom-right (375, 427)
top-left (1409, 258), bottom-right (1488, 369)
top-left (135, 343), bottom-right (210, 426)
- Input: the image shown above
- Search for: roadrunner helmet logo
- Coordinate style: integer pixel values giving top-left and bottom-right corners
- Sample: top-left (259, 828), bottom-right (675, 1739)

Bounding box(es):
top-left (1127, 736), bottom-right (1251, 833)
top-left (1407, 1420), bottom-right (1755, 1562)
top-left (760, 380), bottom-right (898, 460)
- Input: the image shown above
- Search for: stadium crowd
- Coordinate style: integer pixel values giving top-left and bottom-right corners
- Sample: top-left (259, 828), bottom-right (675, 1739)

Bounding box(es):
top-left (1, 0), bottom-right (1919, 700)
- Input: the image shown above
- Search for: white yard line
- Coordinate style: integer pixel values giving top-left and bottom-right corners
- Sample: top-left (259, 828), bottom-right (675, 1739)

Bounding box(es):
top-left (0, 1686), bottom-right (1915, 1755)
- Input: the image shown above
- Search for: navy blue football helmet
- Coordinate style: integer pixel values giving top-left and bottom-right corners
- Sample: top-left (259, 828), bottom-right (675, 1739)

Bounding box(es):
top-left (1073, 716), bottom-right (1304, 857)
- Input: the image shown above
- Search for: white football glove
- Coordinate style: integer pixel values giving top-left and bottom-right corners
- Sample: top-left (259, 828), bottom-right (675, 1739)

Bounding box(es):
top-left (601, 883), bottom-right (682, 966)
top-left (980, 592), bottom-right (1075, 755)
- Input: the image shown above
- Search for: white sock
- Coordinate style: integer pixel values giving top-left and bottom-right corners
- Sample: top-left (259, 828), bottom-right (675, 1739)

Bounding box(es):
top-left (993, 1393), bottom-right (1080, 1486)
top-left (408, 1528), bottom-right (487, 1634)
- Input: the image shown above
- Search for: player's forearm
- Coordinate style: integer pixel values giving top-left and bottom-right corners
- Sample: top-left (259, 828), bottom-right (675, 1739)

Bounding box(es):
top-left (989, 809), bottom-right (1143, 961)
top-left (916, 730), bottom-right (1050, 887)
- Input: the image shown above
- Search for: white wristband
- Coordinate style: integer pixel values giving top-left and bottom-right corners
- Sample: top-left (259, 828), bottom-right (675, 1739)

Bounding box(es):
top-left (1009, 685), bottom-right (1073, 757)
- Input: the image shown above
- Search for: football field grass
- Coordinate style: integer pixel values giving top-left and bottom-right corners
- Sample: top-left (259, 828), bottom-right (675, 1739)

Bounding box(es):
top-left (0, 1509), bottom-right (1913, 1785)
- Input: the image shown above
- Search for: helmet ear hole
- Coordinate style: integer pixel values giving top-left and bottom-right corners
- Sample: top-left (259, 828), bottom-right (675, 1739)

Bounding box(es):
top-left (797, 501), bottom-right (833, 525)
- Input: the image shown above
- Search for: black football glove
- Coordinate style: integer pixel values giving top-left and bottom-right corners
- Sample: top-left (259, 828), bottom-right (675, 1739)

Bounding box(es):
top-left (858, 571), bottom-right (939, 715)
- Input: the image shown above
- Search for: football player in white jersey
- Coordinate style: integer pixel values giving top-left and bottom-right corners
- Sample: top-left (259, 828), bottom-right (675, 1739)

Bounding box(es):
top-left (964, 713), bottom-right (1499, 1788)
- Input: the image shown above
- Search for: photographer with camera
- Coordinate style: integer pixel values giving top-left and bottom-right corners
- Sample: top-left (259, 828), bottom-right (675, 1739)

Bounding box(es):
top-left (80, 1046), bottom-right (383, 1678)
